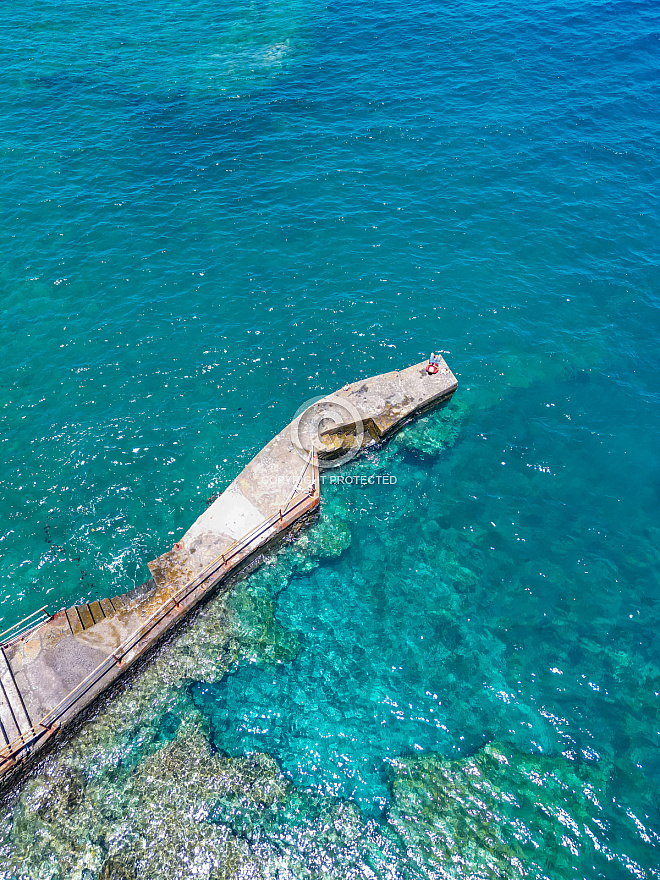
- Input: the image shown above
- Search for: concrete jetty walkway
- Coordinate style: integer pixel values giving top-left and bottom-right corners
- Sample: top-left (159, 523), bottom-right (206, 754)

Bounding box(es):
top-left (0, 358), bottom-right (457, 788)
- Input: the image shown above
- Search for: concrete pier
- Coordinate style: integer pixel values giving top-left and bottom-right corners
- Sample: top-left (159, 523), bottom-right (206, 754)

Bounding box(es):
top-left (0, 358), bottom-right (457, 788)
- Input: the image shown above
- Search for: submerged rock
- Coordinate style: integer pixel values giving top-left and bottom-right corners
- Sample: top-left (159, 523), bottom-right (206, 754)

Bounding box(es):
top-left (29, 765), bottom-right (86, 824)
top-left (387, 742), bottom-right (617, 878)
top-left (394, 396), bottom-right (468, 455)
top-left (99, 857), bottom-right (135, 880)
top-left (293, 516), bottom-right (351, 561)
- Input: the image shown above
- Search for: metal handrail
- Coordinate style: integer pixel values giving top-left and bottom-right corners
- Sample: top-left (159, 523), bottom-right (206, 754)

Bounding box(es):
top-left (212, 447), bottom-right (315, 565)
top-left (0, 607), bottom-right (51, 648)
top-left (281, 449), bottom-right (315, 512)
top-left (0, 452), bottom-right (320, 773)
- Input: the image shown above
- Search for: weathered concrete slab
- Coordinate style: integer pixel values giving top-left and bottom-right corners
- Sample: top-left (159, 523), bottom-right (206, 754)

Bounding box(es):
top-left (331, 359), bottom-right (456, 438)
top-left (5, 606), bottom-right (146, 726)
top-left (149, 358), bottom-right (456, 592)
top-left (150, 447), bottom-right (316, 593)
top-left (0, 649), bottom-right (31, 745)
top-left (0, 356), bottom-right (457, 788)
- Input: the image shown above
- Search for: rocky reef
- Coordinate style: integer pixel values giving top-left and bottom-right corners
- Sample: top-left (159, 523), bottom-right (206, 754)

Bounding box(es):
top-left (3, 713), bottom-right (649, 880)
top-left (2, 356), bottom-right (659, 879)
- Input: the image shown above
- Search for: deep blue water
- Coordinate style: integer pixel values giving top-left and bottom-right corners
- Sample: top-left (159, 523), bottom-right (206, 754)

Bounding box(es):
top-left (1, 0), bottom-right (659, 877)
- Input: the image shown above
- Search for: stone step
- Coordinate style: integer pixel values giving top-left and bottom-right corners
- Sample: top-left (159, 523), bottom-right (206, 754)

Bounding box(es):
top-left (0, 648), bottom-right (31, 746)
top-left (63, 581), bottom-right (157, 636)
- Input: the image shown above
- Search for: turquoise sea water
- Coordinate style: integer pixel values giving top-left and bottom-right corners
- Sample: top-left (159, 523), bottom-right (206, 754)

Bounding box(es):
top-left (1, 0), bottom-right (660, 876)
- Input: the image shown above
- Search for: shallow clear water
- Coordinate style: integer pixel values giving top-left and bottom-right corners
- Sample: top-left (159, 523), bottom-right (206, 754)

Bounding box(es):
top-left (1, 0), bottom-right (659, 876)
